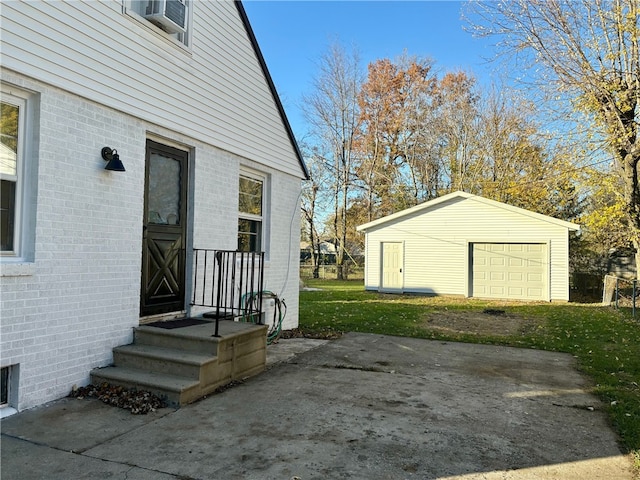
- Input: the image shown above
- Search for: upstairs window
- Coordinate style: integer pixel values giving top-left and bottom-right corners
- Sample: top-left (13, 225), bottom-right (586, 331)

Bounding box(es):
top-left (128, 0), bottom-right (191, 47)
top-left (238, 174), bottom-right (264, 252)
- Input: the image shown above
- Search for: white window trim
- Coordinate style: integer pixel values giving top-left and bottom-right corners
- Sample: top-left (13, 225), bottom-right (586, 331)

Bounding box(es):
top-left (0, 84), bottom-right (36, 266)
top-left (123, 0), bottom-right (193, 52)
top-left (239, 168), bottom-right (270, 256)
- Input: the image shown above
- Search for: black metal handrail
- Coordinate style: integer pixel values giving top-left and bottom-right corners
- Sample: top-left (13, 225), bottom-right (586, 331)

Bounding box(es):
top-left (191, 249), bottom-right (265, 336)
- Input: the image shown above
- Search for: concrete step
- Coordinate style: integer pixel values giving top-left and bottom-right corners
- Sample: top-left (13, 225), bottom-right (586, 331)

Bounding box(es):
top-left (90, 366), bottom-right (201, 408)
top-left (134, 326), bottom-right (219, 355)
top-left (113, 344), bottom-right (218, 381)
top-left (94, 321), bottom-right (268, 407)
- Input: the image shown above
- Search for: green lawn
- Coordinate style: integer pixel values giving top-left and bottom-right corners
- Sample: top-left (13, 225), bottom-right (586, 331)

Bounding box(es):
top-left (299, 279), bottom-right (640, 468)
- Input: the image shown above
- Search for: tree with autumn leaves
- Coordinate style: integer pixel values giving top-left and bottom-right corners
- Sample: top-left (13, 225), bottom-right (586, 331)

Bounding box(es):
top-left (304, 52), bottom-right (581, 278)
top-left (304, 0), bottom-right (638, 280)
top-left (302, 44), bottom-right (363, 280)
top-left (470, 0), bottom-right (639, 276)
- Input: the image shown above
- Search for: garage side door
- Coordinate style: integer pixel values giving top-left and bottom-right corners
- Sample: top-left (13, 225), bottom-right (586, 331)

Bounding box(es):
top-left (472, 243), bottom-right (547, 301)
top-left (381, 242), bottom-right (403, 292)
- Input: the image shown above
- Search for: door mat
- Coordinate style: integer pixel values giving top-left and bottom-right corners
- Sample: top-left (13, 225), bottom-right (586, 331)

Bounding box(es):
top-left (145, 318), bottom-right (212, 329)
top-left (203, 311), bottom-right (236, 320)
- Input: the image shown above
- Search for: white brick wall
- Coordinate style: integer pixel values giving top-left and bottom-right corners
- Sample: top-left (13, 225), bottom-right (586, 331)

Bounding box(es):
top-left (264, 173), bottom-right (302, 330)
top-left (1, 73), bottom-right (145, 410)
top-left (1, 72), bottom-right (302, 411)
top-left (189, 149), bottom-right (302, 330)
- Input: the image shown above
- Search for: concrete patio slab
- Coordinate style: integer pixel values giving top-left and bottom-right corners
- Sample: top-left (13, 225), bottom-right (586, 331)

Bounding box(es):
top-left (265, 337), bottom-right (329, 367)
top-left (1, 333), bottom-right (633, 479)
top-left (1, 395), bottom-right (173, 454)
top-left (1, 435), bottom-right (177, 480)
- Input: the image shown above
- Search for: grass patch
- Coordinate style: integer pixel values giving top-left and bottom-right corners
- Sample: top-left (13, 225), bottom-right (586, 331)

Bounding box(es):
top-left (299, 279), bottom-right (640, 467)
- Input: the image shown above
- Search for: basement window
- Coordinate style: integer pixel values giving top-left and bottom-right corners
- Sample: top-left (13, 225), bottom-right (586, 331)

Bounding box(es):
top-left (0, 364), bottom-right (18, 418)
top-left (0, 367), bottom-right (8, 406)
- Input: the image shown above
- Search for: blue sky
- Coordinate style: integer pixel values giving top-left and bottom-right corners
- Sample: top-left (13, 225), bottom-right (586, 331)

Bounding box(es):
top-left (243, 1), bottom-right (498, 139)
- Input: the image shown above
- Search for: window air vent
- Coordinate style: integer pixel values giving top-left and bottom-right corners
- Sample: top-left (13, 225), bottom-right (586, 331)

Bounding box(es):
top-left (145, 0), bottom-right (186, 34)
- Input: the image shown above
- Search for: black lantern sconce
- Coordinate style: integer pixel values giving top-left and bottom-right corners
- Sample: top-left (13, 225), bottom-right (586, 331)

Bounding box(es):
top-left (101, 147), bottom-right (126, 172)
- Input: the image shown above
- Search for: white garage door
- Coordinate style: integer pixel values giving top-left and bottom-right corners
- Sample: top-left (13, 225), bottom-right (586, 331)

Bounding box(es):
top-left (472, 243), bottom-right (547, 301)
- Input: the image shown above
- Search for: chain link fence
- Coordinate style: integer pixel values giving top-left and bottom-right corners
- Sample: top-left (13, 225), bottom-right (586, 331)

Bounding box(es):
top-left (300, 264), bottom-right (364, 280)
top-left (603, 275), bottom-right (638, 318)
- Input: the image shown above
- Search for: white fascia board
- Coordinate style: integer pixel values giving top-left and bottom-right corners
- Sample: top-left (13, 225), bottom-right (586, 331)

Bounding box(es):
top-left (356, 191), bottom-right (580, 233)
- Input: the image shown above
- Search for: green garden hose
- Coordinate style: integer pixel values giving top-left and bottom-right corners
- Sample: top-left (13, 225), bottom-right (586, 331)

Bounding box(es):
top-left (240, 290), bottom-right (287, 344)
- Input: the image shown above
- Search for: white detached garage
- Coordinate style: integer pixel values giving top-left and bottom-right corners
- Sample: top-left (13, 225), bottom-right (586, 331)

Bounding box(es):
top-left (356, 191), bottom-right (580, 302)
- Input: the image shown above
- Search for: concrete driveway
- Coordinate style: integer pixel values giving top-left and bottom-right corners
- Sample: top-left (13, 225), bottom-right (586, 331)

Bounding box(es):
top-left (1, 333), bottom-right (633, 479)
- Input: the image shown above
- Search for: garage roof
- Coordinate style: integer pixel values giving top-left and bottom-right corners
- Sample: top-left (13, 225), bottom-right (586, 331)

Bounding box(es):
top-left (356, 191), bottom-right (581, 233)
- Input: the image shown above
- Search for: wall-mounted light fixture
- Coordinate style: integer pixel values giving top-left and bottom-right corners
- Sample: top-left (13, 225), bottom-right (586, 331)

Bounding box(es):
top-left (101, 147), bottom-right (126, 172)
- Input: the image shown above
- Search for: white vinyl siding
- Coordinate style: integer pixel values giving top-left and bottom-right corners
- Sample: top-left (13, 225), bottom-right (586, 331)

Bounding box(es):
top-left (0, 1), bottom-right (303, 178)
top-left (360, 194), bottom-right (576, 301)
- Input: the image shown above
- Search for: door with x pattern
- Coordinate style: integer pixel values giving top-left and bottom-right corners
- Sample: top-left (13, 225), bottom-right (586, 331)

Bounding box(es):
top-left (141, 140), bottom-right (188, 317)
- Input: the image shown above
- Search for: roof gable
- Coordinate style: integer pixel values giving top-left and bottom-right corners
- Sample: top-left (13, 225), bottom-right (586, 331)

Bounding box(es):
top-left (235, 1), bottom-right (308, 179)
top-left (0, 1), bottom-right (308, 179)
top-left (356, 191), bottom-right (580, 232)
